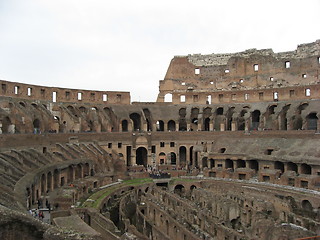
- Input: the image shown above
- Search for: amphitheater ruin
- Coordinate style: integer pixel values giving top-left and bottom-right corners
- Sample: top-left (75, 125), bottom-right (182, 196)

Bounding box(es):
top-left (0, 40), bottom-right (320, 240)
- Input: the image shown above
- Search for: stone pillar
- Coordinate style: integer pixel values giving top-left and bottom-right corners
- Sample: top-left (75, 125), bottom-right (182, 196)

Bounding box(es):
top-left (176, 122), bottom-right (179, 131)
top-left (209, 122), bottom-right (213, 131)
top-left (231, 121), bottom-right (237, 131)
top-left (143, 123), bottom-right (148, 131)
top-left (245, 118), bottom-right (250, 132)
top-left (220, 122), bottom-right (225, 131)
top-left (317, 117), bottom-right (320, 133)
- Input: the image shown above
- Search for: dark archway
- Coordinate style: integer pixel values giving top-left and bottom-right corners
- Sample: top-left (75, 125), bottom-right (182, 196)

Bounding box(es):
top-left (287, 162), bottom-right (298, 173)
top-left (306, 113), bottom-right (318, 130)
top-left (170, 152), bottom-right (176, 165)
top-left (204, 117), bottom-right (210, 131)
top-left (33, 119), bottom-right (41, 133)
top-left (249, 160), bottom-right (259, 171)
top-left (121, 120), bottom-right (128, 132)
top-left (275, 161), bottom-right (284, 173)
top-left (301, 163), bottom-right (311, 175)
top-left (236, 159), bottom-right (246, 168)
top-left (168, 120), bottom-right (176, 131)
top-left (156, 120), bottom-right (164, 131)
top-left (179, 146), bottom-right (187, 166)
top-left (130, 113), bottom-right (141, 131)
top-left (226, 159), bottom-right (234, 170)
top-left (251, 110), bottom-right (260, 130)
top-left (136, 147), bottom-right (147, 167)
top-left (202, 157), bottom-right (208, 168)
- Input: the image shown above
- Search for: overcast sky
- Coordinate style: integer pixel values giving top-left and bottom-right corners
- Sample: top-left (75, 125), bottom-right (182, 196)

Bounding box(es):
top-left (0, 0), bottom-right (319, 102)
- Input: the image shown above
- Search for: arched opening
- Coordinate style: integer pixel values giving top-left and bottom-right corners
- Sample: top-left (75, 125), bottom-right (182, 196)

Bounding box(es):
top-left (41, 174), bottom-right (46, 194)
top-left (236, 159), bottom-right (246, 168)
top-left (226, 159), bottom-right (234, 170)
top-left (75, 164), bottom-right (82, 179)
top-left (84, 163), bottom-right (90, 176)
top-left (174, 184), bottom-right (185, 196)
top-left (306, 113), bottom-right (318, 130)
top-left (251, 110), bottom-right (260, 130)
top-left (47, 171), bottom-right (52, 192)
top-left (156, 120), bottom-right (164, 131)
top-left (287, 162), bottom-right (298, 173)
top-left (179, 146), bottom-right (187, 167)
top-left (33, 119), bottom-right (41, 134)
top-left (136, 147), bottom-right (147, 167)
top-left (301, 200), bottom-right (313, 212)
top-left (170, 152), bottom-right (176, 165)
top-left (68, 165), bottom-right (74, 183)
top-left (164, 93), bottom-right (172, 102)
top-left (301, 163), bottom-right (311, 175)
top-left (204, 117), bottom-right (210, 131)
top-left (159, 152), bottom-right (166, 165)
top-left (209, 158), bottom-right (215, 168)
top-left (130, 113), bottom-right (141, 131)
top-left (53, 169), bottom-right (59, 189)
top-left (168, 120), bottom-right (176, 131)
top-left (202, 157), bottom-right (208, 168)
top-left (274, 161), bottom-right (284, 173)
top-left (189, 146), bottom-right (193, 166)
top-left (238, 109), bottom-right (247, 131)
top-left (121, 120), bottom-right (128, 132)
top-left (2, 116), bottom-right (12, 133)
top-left (216, 107), bottom-right (224, 115)
top-left (179, 108), bottom-right (187, 131)
top-left (249, 160), bottom-right (259, 171)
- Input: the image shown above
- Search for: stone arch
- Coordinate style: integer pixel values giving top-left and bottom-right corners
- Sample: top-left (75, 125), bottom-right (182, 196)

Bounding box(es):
top-left (75, 164), bottom-right (83, 179)
top-left (202, 157), bottom-right (208, 168)
top-left (302, 200), bottom-right (313, 212)
top-left (84, 163), bottom-right (90, 176)
top-left (121, 119), bottom-right (128, 132)
top-left (178, 108), bottom-right (187, 131)
top-left (47, 171), bottom-right (52, 192)
top-left (130, 113), bottom-right (141, 131)
top-left (306, 112), bottom-right (318, 130)
top-left (179, 146), bottom-right (187, 167)
top-left (33, 119), bottom-right (41, 133)
top-left (275, 161), bottom-right (284, 173)
top-left (287, 162), bottom-right (298, 173)
top-left (167, 120), bottom-right (176, 131)
top-left (301, 163), bottom-right (311, 175)
top-left (204, 117), bottom-right (210, 131)
top-left (159, 152), bottom-right (166, 165)
top-left (236, 159), bottom-right (246, 168)
top-left (226, 159), bottom-right (234, 170)
top-left (248, 160), bottom-right (259, 171)
top-left (136, 147), bottom-right (147, 167)
top-left (1, 116), bottom-right (12, 133)
top-left (251, 110), bottom-right (260, 130)
top-left (156, 120), bottom-right (164, 131)
top-left (189, 146), bottom-right (193, 166)
top-left (174, 184), bottom-right (185, 196)
top-left (170, 152), bottom-right (176, 165)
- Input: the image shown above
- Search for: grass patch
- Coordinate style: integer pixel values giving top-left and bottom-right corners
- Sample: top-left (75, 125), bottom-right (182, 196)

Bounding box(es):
top-left (80, 178), bottom-right (153, 209)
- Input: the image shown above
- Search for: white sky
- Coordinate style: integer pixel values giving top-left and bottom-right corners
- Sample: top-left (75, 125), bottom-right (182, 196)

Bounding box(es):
top-left (0, 0), bottom-right (319, 102)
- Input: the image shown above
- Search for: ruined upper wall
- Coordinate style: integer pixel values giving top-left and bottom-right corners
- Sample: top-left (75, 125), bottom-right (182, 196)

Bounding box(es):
top-left (0, 80), bottom-right (131, 104)
top-left (158, 40), bottom-right (320, 104)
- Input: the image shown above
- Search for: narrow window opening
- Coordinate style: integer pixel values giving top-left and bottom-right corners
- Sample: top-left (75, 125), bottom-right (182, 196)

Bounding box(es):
top-left (273, 92), bottom-right (278, 101)
top-left (302, 74), bottom-right (307, 78)
top-left (108, 143), bottom-right (112, 148)
top-left (206, 95), bottom-right (211, 104)
top-left (181, 82), bottom-right (186, 85)
top-left (40, 89), bottom-right (45, 97)
top-left (239, 79), bottom-right (244, 83)
top-left (103, 94), bottom-right (108, 101)
top-left (27, 87), bottom-right (32, 96)
top-left (1, 84), bottom-right (6, 93)
top-left (219, 94), bottom-right (223, 102)
top-left (289, 90), bottom-right (295, 97)
top-left (306, 88), bottom-right (311, 96)
top-left (210, 81), bottom-right (214, 85)
top-left (259, 92), bottom-right (264, 100)
top-left (151, 145), bottom-right (156, 153)
top-left (224, 69), bottom-right (230, 73)
top-left (180, 95), bottom-right (186, 102)
top-left (244, 93), bottom-right (249, 100)
top-left (65, 91), bottom-right (70, 99)
top-left (164, 93), bottom-right (172, 102)
top-left (118, 143), bottom-right (122, 148)
top-left (170, 142), bottom-right (175, 147)
top-left (116, 94), bottom-right (121, 102)
top-left (270, 77), bottom-right (274, 81)
top-left (160, 142), bottom-right (165, 147)
top-left (14, 86), bottom-right (19, 95)
top-left (193, 95), bottom-right (199, 102)
top-left (231, 94), bottom-right (236, 100)
top-left (285, 61), bottom-right (291, 69)
top-left (195, 68), bottom-right (200, 75)
top-left (77, 92), bottom-right (82, 100)
top-left (52, 92), bottom-right (57, 102)
top-left (254, 64), bottom-right (259, 72)
top-left (219, 148), bottom-right (226, 153)
top-left (265, 149), bottom-right (273, 155)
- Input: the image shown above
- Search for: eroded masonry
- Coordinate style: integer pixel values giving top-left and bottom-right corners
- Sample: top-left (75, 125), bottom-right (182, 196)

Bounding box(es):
top-left (0, 40), bottom-right (320, 240)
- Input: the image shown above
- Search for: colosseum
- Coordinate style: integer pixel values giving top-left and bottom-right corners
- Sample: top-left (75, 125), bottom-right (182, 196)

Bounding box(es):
top-left (0, 40), bottom-right (319, 240)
